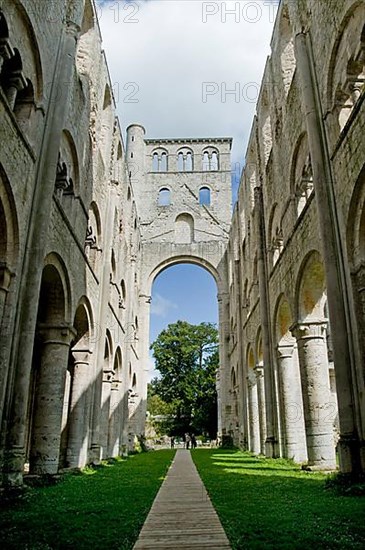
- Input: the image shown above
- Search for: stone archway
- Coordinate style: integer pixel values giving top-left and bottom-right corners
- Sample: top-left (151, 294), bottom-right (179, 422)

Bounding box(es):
top-left (292, 251), bottom-right (336, 468)
top-left (138, 253), bottom-right (230, 440)
top-left (28, 259), bottom-right (73, 475)
top-left (273, 294), bottom-right (307, 462)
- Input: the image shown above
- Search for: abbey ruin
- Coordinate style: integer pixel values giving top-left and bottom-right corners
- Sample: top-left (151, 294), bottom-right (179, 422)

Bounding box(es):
top-left (0, 0), bottom-right (364, 487)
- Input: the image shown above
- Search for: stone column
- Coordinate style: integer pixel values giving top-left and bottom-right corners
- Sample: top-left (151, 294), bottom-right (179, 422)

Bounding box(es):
top-left (276, 345), bottom-right (307, 463)
top-left (5, 72), bottom-right (26, 110)
top-left (90, 188), bottom-right (115, 463)
top-left (217, 292), bottom-right (231, 439)
top-left (254, 186), bottom-right (279, 457)
top-left (291, 322), bottom-right (336, 468)
top-left (247, 377), bottom-right (260, 455)
top-left (66, 349), bottom-right (92, 469)
top-left (99, 369), bottom-right (113, 459)
top-left (108, 379), bottom-right (122, 457)
top-left (254, 365), bottom-right (266, 455)
top-left (29, 326), bottom-right (74, 475)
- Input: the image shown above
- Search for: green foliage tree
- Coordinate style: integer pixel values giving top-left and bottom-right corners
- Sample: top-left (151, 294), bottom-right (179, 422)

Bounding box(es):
top-left (149, 320), bottom-right (219, 438)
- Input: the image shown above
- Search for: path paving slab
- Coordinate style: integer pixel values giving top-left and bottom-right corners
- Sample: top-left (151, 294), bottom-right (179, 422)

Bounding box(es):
top-left (133, 450), bottom-right (231, 549)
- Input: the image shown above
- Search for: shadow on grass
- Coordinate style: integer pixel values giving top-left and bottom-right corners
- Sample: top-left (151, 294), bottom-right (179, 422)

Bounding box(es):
top-left (192, 449), bottom-right (365, 550)
top-left (0, 450), bottom-right (175, 550)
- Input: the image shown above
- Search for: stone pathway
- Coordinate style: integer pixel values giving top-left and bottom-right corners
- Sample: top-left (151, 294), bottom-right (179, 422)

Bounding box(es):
top-left (133, 449), bottom-right (231, 549)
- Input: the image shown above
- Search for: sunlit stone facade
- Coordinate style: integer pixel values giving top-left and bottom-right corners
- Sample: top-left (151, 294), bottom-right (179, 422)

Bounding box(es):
top-left (0, 0), bottom-right (364, 486)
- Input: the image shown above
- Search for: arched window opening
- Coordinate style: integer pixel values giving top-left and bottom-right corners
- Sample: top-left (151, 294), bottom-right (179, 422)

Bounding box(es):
top-left (152, 150), bottom-right (168, 172)
top-left (111, 249), bottom-right (116, 280)
top-left (178, 151), bottom-right (184, 172)
top-left (297, 155), bottom-right (313, 217)
top-left (177, 149), bottom-right (193, 172)
top-left (152, 152), bottom-right (159, 172)
top-left (211, 151), bottom-right (219, 170)
top-left (186, 152), bottom-right (193, 171)
top-left (202, 152), bottom-right (209, 171)
top-left (279, 6), bottom-right (296, 97)
top-left (161, 152), bottom-right (167, 171)
top-left (103, 85), bottom-right (112, 110)
top-left (272, 228), bottom-right (283, 266)
top-left (291, 135), bottom-right (314, 219)
top-left (202, 149), bottom-right (219, 171)
top-left (199, 186), bottom-right (211, 206)
top-left (158, 187), bottom-right (171, 206)
top-left (119, 279), bottom-right (126, 310)
top-left (329, 9), bottom-right (365, 134)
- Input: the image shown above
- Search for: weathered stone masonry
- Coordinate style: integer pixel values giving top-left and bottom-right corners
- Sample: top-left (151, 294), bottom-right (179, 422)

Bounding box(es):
top-left (0, 0), bottom-right (364, 487)
top-left (0, 0), bottom-right (144, 486)
top-left (226, 0), bottom-right (365, 474)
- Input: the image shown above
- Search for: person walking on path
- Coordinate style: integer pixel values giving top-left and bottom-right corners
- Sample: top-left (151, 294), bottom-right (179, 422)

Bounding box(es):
top-left (185, 433), bottom-right (191, 449)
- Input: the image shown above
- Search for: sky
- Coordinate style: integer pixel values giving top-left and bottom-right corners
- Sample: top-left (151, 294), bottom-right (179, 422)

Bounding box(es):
top-left (95, 0), bottom-right (277, 378)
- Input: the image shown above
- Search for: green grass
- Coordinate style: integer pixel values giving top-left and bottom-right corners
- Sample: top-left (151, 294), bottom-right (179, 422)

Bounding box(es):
top-left (192, 449), bottom-right (365, 550)
top-left (0, 450), bottom-right (175, 550)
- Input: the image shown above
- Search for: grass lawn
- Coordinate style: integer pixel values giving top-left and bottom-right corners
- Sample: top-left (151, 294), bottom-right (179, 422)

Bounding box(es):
top-left (0, 450), bottom-right (175, 550)
top-left (192, 449), bottom-right (365, 550)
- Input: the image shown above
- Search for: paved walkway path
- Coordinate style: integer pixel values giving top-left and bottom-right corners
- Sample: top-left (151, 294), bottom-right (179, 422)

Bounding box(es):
top-left (133, 449), bottom-right (231, 549)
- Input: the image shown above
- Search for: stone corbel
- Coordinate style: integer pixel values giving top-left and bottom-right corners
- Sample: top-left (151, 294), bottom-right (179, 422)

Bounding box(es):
top-left (102, 369), bottom-right (114, 383)
top-left (71, 347), bottom-right (93, 365)
top-left (0, 261), bottom-right (15, 293)
top-left (0, 37), bottom-right (12, 72)
top-left (254, 364), bottom-right (264, 379)
top-left (5, 70), bottom-right (27, 110)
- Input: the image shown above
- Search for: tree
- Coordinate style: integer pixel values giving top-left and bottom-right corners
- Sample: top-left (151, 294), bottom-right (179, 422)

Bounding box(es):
top-left (149, 320), bottom-right (219, 438)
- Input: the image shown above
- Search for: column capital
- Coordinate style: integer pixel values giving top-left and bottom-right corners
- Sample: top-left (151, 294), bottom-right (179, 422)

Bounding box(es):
top-left (71, 347), bottom-right (93, 365)
top-left (246, 375), bottom-right (255, 388)
top-left (102, 369), bottom-right (114, 383)
top-left (276, 344), bottom-right (295, 360)
top-left (254, 364), bottom-right (264, 378)
top-left (37, 324), bottom-right (76, 346)
top-left (290, 320), bottom-right (328, 341)
top-left (111, 380), bottom-right (121, 391)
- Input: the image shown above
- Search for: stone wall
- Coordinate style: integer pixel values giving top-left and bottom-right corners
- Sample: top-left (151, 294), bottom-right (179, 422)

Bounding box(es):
top-left (0, 0), bottom-right (144, 486)
top-left (0, 0), bottom-right (364, 485)
top-left (225, 0), bottom-right (365, 474)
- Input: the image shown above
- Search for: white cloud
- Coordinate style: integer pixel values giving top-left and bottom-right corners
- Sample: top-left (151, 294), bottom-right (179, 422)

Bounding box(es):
top-left (150, 292), bottom-right (178, 317)
top-left (96, 0), bottom-right (278, 193)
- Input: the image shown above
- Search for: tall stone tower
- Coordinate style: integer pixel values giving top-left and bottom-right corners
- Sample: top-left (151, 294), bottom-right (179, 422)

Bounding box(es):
top-left (126, 124), bottom-right (233, 436)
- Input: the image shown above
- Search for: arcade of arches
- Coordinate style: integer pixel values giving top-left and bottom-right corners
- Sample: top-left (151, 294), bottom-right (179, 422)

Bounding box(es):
top-left (0, 0), bottom-right (364, 486)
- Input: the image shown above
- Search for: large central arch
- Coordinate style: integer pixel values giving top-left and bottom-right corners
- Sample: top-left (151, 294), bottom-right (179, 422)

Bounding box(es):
top-left (138, 247), bottom-right (230, 440)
